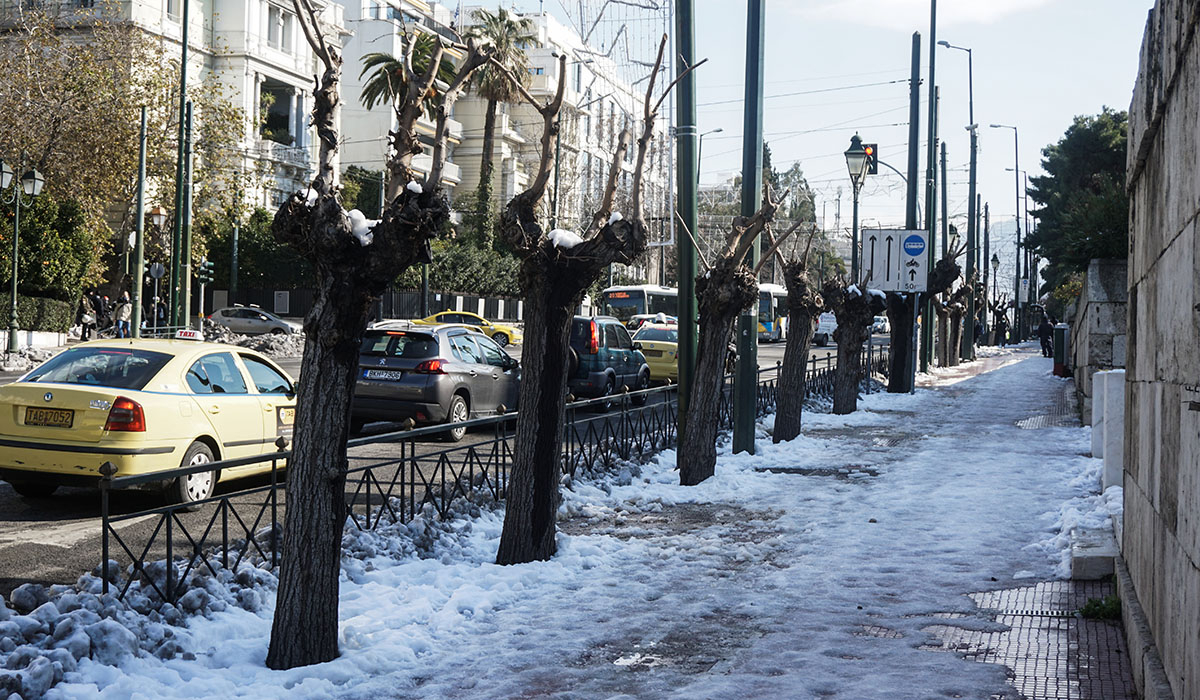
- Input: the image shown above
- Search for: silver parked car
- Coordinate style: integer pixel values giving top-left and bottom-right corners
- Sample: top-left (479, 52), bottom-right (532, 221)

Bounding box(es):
top-left (208, 306), bottom-right (301, 335)
top-left (351, 325), bottom-right (520, 441)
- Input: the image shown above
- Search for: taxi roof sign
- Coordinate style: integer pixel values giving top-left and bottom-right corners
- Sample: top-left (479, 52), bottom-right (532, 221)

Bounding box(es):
top-left (175, 329), bottom-right (203, 341)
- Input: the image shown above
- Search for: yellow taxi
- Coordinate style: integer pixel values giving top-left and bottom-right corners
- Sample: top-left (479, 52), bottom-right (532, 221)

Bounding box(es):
top-left (0, 336), bottom-right (296, 505)
top-left (632, 323), bottom-right (679, 384)
top-left (411, 311), bottom-right (522, 347)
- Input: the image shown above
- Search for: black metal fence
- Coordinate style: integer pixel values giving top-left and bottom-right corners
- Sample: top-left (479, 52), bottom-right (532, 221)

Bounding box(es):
top-left (99, 344), bottom-right (888, 605)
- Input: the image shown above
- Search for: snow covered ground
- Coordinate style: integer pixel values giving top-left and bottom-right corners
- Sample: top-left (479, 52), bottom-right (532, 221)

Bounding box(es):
top-left (11, 348), bottom-right (1117, 699)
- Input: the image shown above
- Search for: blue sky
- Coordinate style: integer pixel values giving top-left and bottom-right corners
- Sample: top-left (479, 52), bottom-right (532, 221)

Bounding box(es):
top-left (506, 0), bottom-right (1151, 280)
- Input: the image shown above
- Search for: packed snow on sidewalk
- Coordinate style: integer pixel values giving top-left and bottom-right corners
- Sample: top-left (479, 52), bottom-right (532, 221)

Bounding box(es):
top-left (5, 353), bottom-right (1116, 699)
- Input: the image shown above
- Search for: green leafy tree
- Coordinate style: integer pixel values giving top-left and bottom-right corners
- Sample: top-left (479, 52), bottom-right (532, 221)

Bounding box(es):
top-left (467, 7), bottom-right (536, 222)
top-left (358, 34), bottom-right (456, 115)
top-left (1027, 108), bottom-right (1128, 294)
top-left (198, 208), bottom-right (313, 290)
top-left (0, 190), bottom-right (93, 302)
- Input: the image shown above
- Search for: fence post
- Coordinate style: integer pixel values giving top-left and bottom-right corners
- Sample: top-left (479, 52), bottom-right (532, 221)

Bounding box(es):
top-left (99, 461), bottom-right (117, 595)
top-left (272, 436), bottom-right (288, 569)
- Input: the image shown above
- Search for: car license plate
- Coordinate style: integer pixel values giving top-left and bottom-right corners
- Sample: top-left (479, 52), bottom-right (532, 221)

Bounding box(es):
top-left (24, 407), bottom-right (74, 428)
top-left (365, 369), bottom-right (405, 380)
top-left (644, 350), bottom-right (662, 357)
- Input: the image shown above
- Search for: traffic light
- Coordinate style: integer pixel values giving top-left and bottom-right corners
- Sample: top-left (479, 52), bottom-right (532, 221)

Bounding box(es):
top-left (864, 143), bottom-right (878, 175)
top-left (195, 258), bottom-right (215, 285)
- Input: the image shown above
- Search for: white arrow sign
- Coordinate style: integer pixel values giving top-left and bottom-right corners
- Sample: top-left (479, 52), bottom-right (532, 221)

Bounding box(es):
top-left (864, 229), bottom-right (927, 292)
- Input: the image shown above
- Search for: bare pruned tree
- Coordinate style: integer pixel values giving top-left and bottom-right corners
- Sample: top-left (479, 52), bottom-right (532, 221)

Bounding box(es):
top-left (768, 223), bottom-right (824, 443)
top-left (265, 0), bottom-right (491, 670)
top-left (677, 185), bottom-right (796, 485)
top-left (824, 275), bottom-right (886, 415)
top-left (492, 36), bottom-right (699, 565)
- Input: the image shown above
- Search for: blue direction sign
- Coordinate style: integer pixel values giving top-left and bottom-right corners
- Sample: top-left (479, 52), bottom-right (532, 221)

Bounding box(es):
top-left (864, 229), bottom-right (927, 292)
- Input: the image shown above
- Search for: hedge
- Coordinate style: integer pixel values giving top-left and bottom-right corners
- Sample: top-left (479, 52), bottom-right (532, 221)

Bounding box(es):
top-left (0, 294), bottom-right (75, 333)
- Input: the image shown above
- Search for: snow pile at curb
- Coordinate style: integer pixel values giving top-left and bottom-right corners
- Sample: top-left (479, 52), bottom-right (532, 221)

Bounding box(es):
top-left (0, 347), bottom-right (56, 372)
top-left (202, 320), bottom-right (306, 358)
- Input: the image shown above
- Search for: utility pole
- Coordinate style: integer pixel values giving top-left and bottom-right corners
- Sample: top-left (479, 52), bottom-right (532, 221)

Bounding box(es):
top-left (674, 0), bottom-right (699, 447)
top-left (180, 101), bottom-right (194, 328)
top-left (132, 107), bottom-right (147, 338)
top-left (169, 0), bottom-right (190, 327)
top-left (890, 31), bottom-right (922, 394)
top-left (230, 223), bottom-right (239, 306)
top-left (940, 141), bottom-right (948, 256)
top-left (732, 0), bottom-right (765, 455)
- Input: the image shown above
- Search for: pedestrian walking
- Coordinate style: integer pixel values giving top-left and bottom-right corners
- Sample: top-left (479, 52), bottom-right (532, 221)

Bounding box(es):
top-left (973, 318), bottom-right (984, 347)
top-left (98, 295), bottom-right (112, 331)
top-left (77, 291), bottom-right (97, 341)
top-left (996, 317), bottom-right (1009, 347)
top-left (114, 292), bottom-right (132, 338)
top-left (1037, 316), bottom-right (1054, 357)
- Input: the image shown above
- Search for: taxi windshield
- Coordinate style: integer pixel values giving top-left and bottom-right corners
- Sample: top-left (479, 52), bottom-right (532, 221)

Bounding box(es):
top-left (24, 347), bottom-right (172, 390)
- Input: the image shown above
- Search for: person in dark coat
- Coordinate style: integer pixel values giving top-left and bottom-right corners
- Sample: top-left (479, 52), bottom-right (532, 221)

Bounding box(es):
top-left (1037, 317), bottom-right (1055, 357)
top-left (77, 291), bottom-right (96, 341)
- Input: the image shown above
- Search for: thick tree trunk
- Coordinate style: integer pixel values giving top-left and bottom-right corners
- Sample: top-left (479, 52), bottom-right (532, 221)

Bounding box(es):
top-left (679, 256), bottom-right (758, 485)
top-left (773, 263), bottom-right (822, 443)
top-left (265, 274), bottom-right (363, 669)
top-left (935, 303), bottom-right (950, 367)
top-left (480, 98), bottom-right (498, 201)
top-left (494, 278), bottom-right (576, 564)
top-left (826, 282), bottom-right (880, 415)
top-left (772, 307), bottom-right (815, 442)
top-left (948, 306), bottom-right (964, 367)
top-left (885, 293), bottom-right (916, 393)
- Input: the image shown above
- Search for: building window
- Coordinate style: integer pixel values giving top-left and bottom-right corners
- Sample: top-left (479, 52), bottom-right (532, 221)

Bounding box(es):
top-left (268, 5), bottom-right (294, 52)
top-left (574, 64), bottom-right (582, 93)
top-left (531, 66), bottom-right (544, 76)
top-left (166, 0), bottom-right (180, 19)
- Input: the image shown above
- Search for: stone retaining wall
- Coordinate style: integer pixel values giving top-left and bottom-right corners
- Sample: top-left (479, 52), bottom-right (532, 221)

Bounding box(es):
top-left (1070, 258), bottom-right (1127, 423)
top-left (1124, 2), bottom-right (1200, 699)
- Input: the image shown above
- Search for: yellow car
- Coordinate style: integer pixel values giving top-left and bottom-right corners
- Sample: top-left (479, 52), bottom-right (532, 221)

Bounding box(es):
top-left (412, 311), bottom-right (522, 347)
top-left (0, 338), bottom-right (296, 505)
top-left (632, 323), bottom-right (679, 384)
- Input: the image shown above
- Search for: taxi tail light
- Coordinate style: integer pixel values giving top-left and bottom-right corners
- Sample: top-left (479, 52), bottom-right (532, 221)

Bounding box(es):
top-left (413, 359), bottom-right (447, 374)
top-left (105, 397), bottom-right (146, 432)
top-left (588, 321), bottom-right (600, 354)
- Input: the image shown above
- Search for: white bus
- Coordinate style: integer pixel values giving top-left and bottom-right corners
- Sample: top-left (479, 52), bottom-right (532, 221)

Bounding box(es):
top-left (600, 285), bottom-right (678, 326)
top-left (757, 283), bottom-right (788, 342)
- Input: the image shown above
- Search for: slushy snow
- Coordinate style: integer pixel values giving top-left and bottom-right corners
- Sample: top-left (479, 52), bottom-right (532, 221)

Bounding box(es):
top-left (406, 181), bottom-right (423, 195)
top-left (607, 212), bottom-right (623, 225)
top-left (12, 349), bottom-right (1113, 700)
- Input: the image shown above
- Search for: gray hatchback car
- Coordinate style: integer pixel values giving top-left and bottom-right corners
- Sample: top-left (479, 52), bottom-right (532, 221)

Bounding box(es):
top-left (351, 325), bottom-right (520, 440)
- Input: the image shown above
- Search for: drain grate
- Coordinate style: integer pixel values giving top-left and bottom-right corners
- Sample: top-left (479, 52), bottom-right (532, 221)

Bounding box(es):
top-left (756, 464), bottom-right (878, 479)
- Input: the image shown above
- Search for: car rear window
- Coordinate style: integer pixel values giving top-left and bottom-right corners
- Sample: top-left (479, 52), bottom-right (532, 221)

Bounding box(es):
top-left (569, 319), bottom-right (592, 350)
top-left (360, 331), bottom-right (438, 359)
top-left (24, 347), bottom-right (172, 390)
top-left (635, 327), bottom-right (678, 342)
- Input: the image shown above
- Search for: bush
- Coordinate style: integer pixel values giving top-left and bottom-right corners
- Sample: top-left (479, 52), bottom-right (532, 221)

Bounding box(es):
top-left (0, 294), bottom-right (75, 333)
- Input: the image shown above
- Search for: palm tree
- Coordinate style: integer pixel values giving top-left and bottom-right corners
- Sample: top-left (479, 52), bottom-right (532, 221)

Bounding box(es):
top-left (358, 33), bottom-right (455, 116)
top-left (468, 7), bottom-right (536, 206)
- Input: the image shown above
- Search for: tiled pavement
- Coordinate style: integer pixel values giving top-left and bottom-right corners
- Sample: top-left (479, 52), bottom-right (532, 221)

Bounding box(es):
top-left (919, 345), bottom-right (1136, 699)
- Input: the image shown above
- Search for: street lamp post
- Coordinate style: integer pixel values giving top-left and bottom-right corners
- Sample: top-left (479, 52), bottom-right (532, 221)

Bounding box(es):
top-left (844, 133), bottom-right (870, 281)
top-left (1, 158), bottom-right (45, 353)
top-left (696, 128), bottom-right (723, 185)
top-left (938, 39), bottom-right (977, 359)
top-left (990, 123), bottom-right (1022, 343)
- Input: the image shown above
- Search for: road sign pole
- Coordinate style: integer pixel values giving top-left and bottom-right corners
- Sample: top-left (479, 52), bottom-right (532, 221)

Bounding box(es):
top-left (132, 107), bottom-right (147, 338)
top-left (675, 0), bottom-right (699, 448)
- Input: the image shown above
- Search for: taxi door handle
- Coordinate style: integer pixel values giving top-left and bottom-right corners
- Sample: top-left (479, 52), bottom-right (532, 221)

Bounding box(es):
top-left (263, 403), bottom-right (274, 412)
top-left (209, 405), bottom-right (220, 414)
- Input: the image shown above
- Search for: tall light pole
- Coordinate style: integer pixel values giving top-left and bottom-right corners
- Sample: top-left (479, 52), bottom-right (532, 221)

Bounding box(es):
top-left (132, 107), bottom-right (148, 338)
top-left (921, 0), bottom-right (939, 372)
top-left (938, 39), bottom-right (977, 359)
top-left (844, 134), bottom-right (869, 281)
top-left (170, 0), bottom-right (191, 327)
top-left (0, 157), bottom-right (45, 353)
top-left (696, 128), bottom-right (722, 185)
top-left (990, 252), bottom-right (1000, 343)
top-left (990, 123), bottom-right (1021, 342)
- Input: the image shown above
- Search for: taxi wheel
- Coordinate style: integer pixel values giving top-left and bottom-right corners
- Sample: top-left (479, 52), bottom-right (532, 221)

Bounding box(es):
top-left (11, 482), bottom-right (56, 499)
top-left (169, 442), bottom-right (216, 508)
top-left (491, 332), bottom-right (509, 347)
top-left (442, 394), bottom-right (469, 442)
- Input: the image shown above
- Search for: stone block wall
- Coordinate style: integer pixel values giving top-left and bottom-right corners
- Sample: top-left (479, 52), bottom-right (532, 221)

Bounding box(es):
top-left (1124, 2), bottom-right (1200, 699)
top-left (1070, 259), bottom-right (1128, 423)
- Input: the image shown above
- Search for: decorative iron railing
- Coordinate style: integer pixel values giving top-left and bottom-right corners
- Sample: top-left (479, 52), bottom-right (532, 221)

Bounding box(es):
top-left (99, 343), bottom-right (888, 605)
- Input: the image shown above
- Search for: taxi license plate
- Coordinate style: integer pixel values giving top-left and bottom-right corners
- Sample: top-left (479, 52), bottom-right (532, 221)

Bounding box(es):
top-left (365, 369), bottom-right (405, 381)
top-left (644, 350), bottom-right (662, 357)
top-left (25, 407), bottom-right (74, 428)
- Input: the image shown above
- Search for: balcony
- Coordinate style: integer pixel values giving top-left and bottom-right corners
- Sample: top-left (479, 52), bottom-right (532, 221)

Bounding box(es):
top-left (412, 154), bottom-right (462, 185)
top-left (253, 140), bottom-right (309, 167)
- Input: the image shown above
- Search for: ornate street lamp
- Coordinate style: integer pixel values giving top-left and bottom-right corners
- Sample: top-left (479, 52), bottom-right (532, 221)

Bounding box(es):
top-left (3, 158), bottom-right (45, 353)
top-left (150, 205), bottom-right (169, 229)
top-left (844, 133), bottom-right (870, 280)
